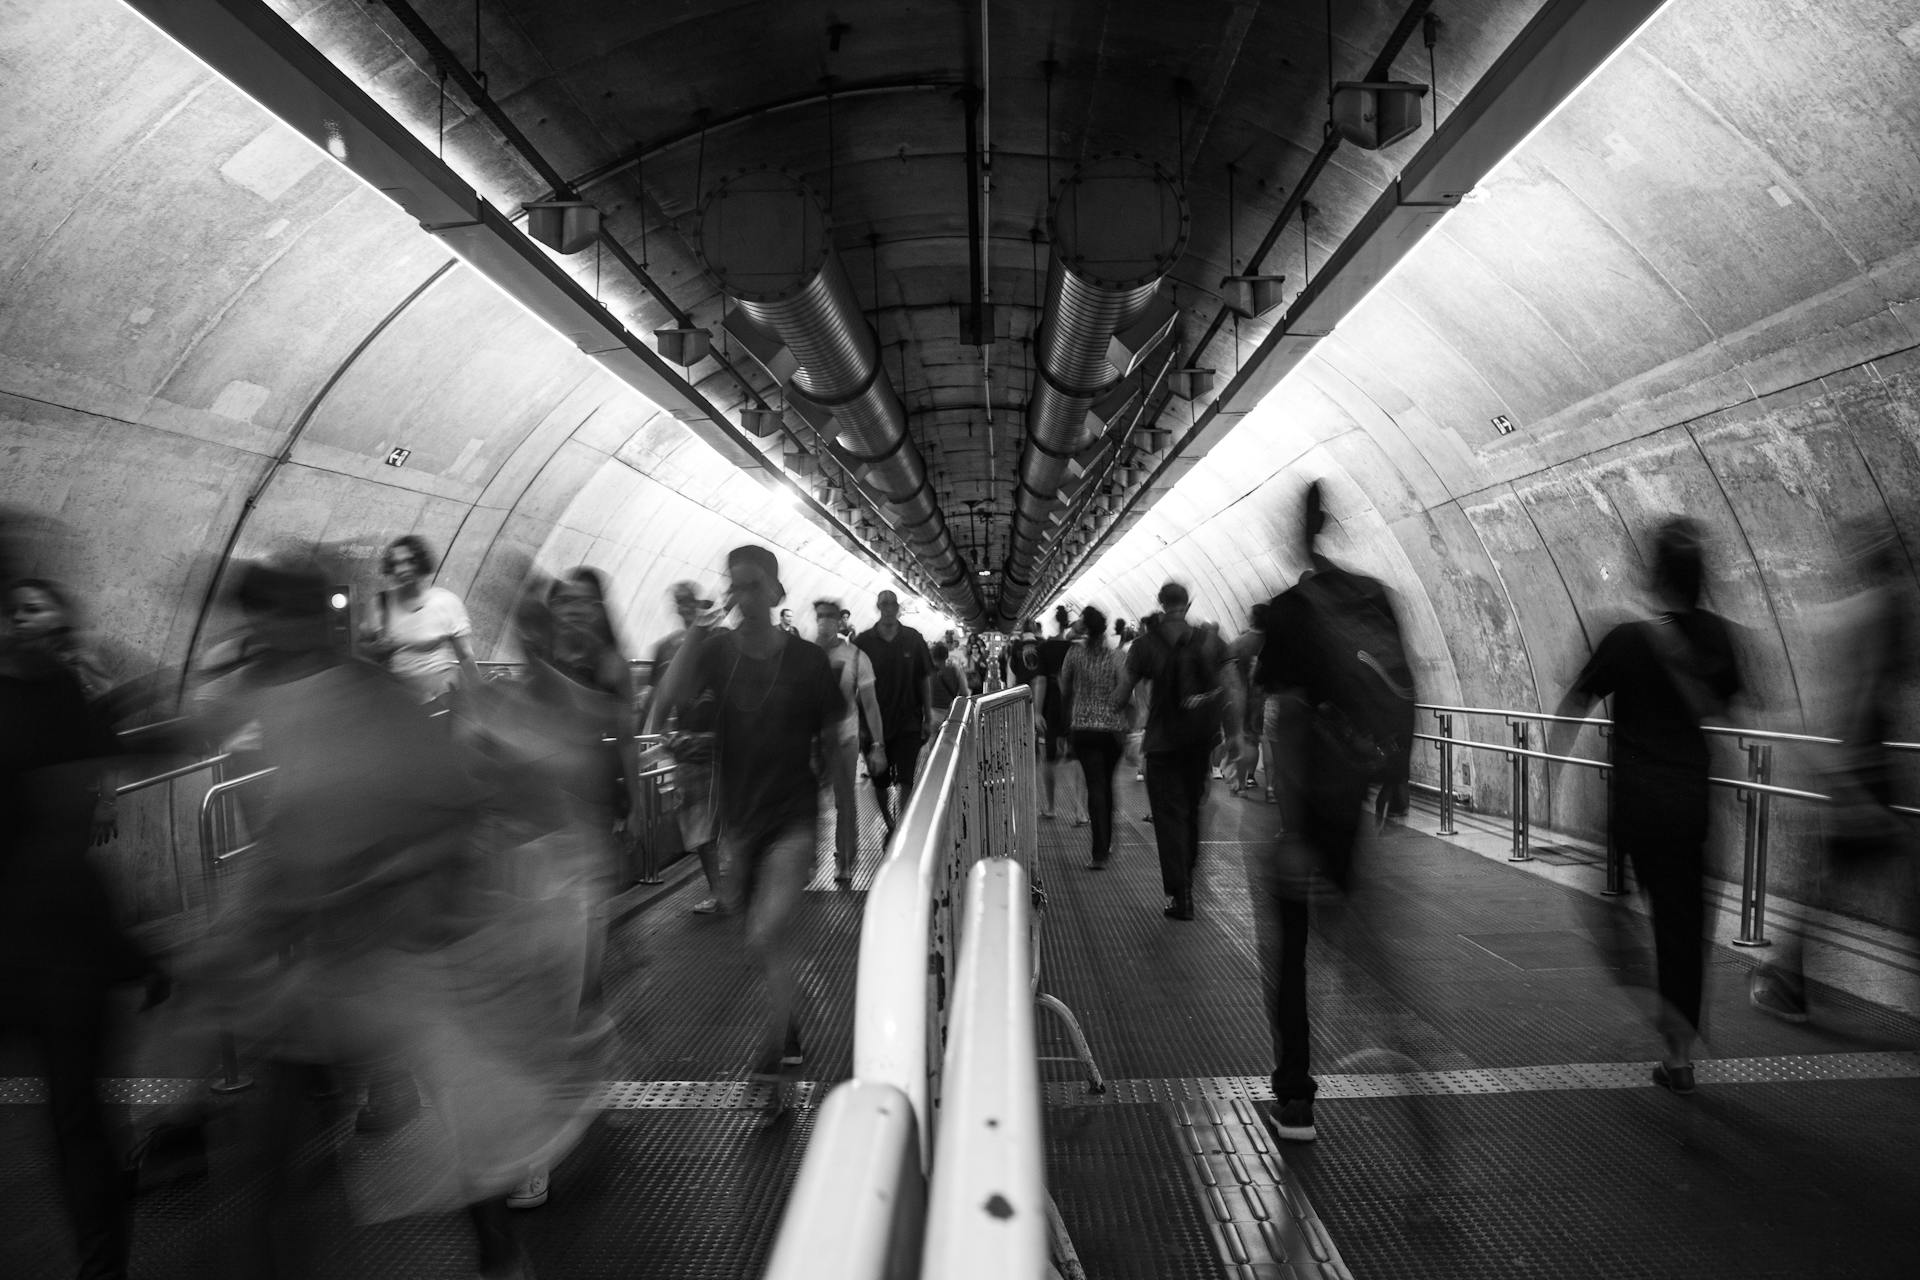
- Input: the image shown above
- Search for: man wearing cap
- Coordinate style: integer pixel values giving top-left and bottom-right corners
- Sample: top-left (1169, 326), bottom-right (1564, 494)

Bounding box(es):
top-left (855, 589), bottom-right (936, 835)
top-left (652, 580), bottom-right (725, 913)
top-left (814, 598), bottom-right (886, 885)
top-left (1110, 581), bottom-right (1248, 921)
top-left (646, 546), bottom-right (844, 1078)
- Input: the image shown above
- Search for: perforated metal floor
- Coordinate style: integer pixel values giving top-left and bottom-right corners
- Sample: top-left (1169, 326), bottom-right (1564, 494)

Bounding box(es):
top-left (8, 770), bottom-right (1920, 1278)
top-left (1033, 774), bottom-right (1920, 1280)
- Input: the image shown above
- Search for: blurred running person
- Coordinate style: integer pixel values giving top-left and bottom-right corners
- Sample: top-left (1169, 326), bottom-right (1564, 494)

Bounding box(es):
top-left (1549, 517), bottom-right (1743, 1096)
top-left (652, 581), bottom-right (723, 913)
top-left (363, 535), bottom-right (479, 710)
top-left (648, 546), bottom-right (843, 1082)
top-left (814, 599), bottom-right (886, 885)
top-left (1061, 606), bottom-right (1128, 870)
top-left (855, 590), bottom-right (935, 836)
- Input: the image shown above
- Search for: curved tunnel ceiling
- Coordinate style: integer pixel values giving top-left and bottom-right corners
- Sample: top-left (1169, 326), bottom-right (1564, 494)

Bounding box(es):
top-left (4, 0), bottom-right (1919, 936)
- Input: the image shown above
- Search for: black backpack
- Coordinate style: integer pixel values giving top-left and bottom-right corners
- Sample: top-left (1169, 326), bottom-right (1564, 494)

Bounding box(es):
top-left (1269, 569), bottom-right (1415, 780)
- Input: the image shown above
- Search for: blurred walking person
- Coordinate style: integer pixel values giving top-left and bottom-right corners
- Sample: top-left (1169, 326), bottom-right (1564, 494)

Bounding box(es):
top-left (1750, 517), bottom-right (1913, 1023)
top-left (855, 589), bottom-right (934, 836)
top-left (1110, 583), bottom-right (1244, 920)
top-left (814, 599), bottom-right (886, 885)
top-left (647, 547), bottom-right (844, 1086)
top-left (0, 582), bottom-right (160, 1280)
top-left (1253, 481), bottom-right (1417, 1143)
top-left (1549, 517), bottom-right (1743, 1095)
top-left (1061, 606), bottom-right (1128, 871)
top-left (187, 557), bottom-right (599, 1280)
top-left (652, 581), bottom-right (724, 913)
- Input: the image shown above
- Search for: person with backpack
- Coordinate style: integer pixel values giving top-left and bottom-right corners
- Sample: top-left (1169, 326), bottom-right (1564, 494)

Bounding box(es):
top-left (1109, 582), bottom-right (1248, 920)
top-left (1548, 518), bottom-right (1743, 1096)
top-left (1252, 480), bottom-right (1417, 1143)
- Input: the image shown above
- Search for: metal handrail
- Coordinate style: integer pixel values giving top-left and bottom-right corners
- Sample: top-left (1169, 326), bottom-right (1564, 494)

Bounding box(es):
top-left (922, 859), bottom-right (1047, 1279)
top-left (1418, 698), bottom-right (1919, 946)
top-left (767, 686), bottom-right (1057, 1280)
top-left (1411, 732), bottom-right (1604, 772)
top-left (116, 752), bottom-right (230, 797)
top-left (1418, 702), bottom-right (1609, 728)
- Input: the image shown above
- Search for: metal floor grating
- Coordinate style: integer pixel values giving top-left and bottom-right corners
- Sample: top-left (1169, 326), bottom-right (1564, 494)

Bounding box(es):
top-left (1035, 773), bottom-right (1920, 1280)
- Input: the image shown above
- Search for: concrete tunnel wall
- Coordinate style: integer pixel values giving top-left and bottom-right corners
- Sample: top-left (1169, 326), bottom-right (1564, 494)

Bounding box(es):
top-left (3, 0), bottom-right (1918, 930)
top-left (1069, 0), bottom-right (1920, 929)
top-left (0, 0), bottom-right (903, 920)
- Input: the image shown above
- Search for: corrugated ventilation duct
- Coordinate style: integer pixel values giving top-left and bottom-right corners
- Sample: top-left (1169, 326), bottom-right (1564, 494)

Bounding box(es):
top-left (695, 170), bottom-right (982, 623)
top-left (1000, 155), bottom-right (1188, 627)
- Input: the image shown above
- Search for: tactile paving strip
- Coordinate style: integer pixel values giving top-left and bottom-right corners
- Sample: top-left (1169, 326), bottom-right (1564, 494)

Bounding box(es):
top-left (1044, 1050), bottom-right (1920, 1107)
top-left (1167, 1094), bottom-right (1358, 1280)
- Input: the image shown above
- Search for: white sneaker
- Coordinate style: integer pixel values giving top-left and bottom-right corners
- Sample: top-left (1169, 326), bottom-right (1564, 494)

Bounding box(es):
top-left (506, 1170), bottom-right (549, 1209)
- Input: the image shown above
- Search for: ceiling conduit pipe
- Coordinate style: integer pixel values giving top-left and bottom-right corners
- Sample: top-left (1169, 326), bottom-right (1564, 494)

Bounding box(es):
top-left (695, 170), bottom-right (983, 623)
top-left (999, 155), bottom-right (1189, 626)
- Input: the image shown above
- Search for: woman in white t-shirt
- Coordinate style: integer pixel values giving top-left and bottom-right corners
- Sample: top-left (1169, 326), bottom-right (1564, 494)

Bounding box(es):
top-left (364, 535), bottom-right (479, 705)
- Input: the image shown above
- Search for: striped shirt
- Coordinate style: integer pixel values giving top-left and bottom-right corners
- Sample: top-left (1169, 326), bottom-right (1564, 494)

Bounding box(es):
top-left (1061, 645), bottom-right (1128, 733)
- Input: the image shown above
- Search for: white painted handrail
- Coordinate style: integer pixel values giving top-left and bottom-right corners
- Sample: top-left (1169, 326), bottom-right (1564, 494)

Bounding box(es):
top-left (767, 687), bottom-right (1042, 1280)
top-left (761, 1082), bottom-right (925, 1280)
top-left (921, 858), bottom-right (1048, 1280)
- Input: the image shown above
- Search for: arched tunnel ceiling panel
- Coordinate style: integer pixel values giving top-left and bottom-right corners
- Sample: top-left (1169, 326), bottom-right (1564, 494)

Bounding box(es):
top-left (1433, 160), bottom-right (1717, 385)
top-left (0, 390), bottom-right (250, 670)
top-left (300, 266), bottom-right (603, 492)
top-left (0, 71), bottom-right (401, 414)
top-left (1527, 46), bottom-right (1863, 340)
top-left (1643, 0), bottom-right (1920, 266)
top-left (1380, 230), bottom-right (1613, 425)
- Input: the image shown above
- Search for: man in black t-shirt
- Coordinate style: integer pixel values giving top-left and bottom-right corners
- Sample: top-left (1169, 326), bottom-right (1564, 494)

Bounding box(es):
top-left (1110, 582), bottom-right (1246, 922)
top-left (1549, 518), bottom-right (1742, 1097)
top-left (855, 589), bottom-right (935, 835)
top-left (647, 545), bottom-right (844, 1078)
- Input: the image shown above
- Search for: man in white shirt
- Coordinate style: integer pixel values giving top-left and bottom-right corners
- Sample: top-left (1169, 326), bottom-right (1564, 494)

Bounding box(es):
top-left (814, 599), bottom-right (886, 884)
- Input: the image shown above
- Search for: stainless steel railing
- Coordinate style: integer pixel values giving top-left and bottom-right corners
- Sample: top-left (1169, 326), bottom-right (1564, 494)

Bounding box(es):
top-left (1415, 702), bottom-right (1920, 947)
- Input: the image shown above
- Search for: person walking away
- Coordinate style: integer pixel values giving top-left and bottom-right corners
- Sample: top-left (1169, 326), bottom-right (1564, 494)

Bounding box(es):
top-left (363, 535), bottom-right (480, 712)
top-left (814, 599), bottom-right (886, 884)
top-left (854, 590), bottom-right (935, 836)
top-left (651, 581), bottom-right (724, 913)
top-left (1110, 583), bottom-right (1245, 920)
top-left (647, 547), bottom-right (843, 1084)
top-left (1061, 606), bottom-right (1128, 870)
top-left (1548, 517), bottom-right (1742, 1096)
top-left (1252, 480), bottom-right (1418, 1143)
top-left (930, 642), bottom-right (966, 714)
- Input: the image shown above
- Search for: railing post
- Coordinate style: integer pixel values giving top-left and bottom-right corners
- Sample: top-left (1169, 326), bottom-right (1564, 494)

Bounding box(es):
top-left (1508, 720), bottom-right (1531, 862)
top-left (1733, 741), bottom-right (1774, 948)
top-left (1600, 726), bottom-right (1625, 895)
top-left (1436, 712), bottom-right (1456, 836)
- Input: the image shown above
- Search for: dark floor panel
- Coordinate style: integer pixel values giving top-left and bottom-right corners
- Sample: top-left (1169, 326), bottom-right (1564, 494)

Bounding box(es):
top-left (0, 1098), bottom-right (811, 1280)
top-left (1046, 1102), bottom-right (1226, 1280)
top-left (1289, 1080), bottom-right (1920, 1280)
